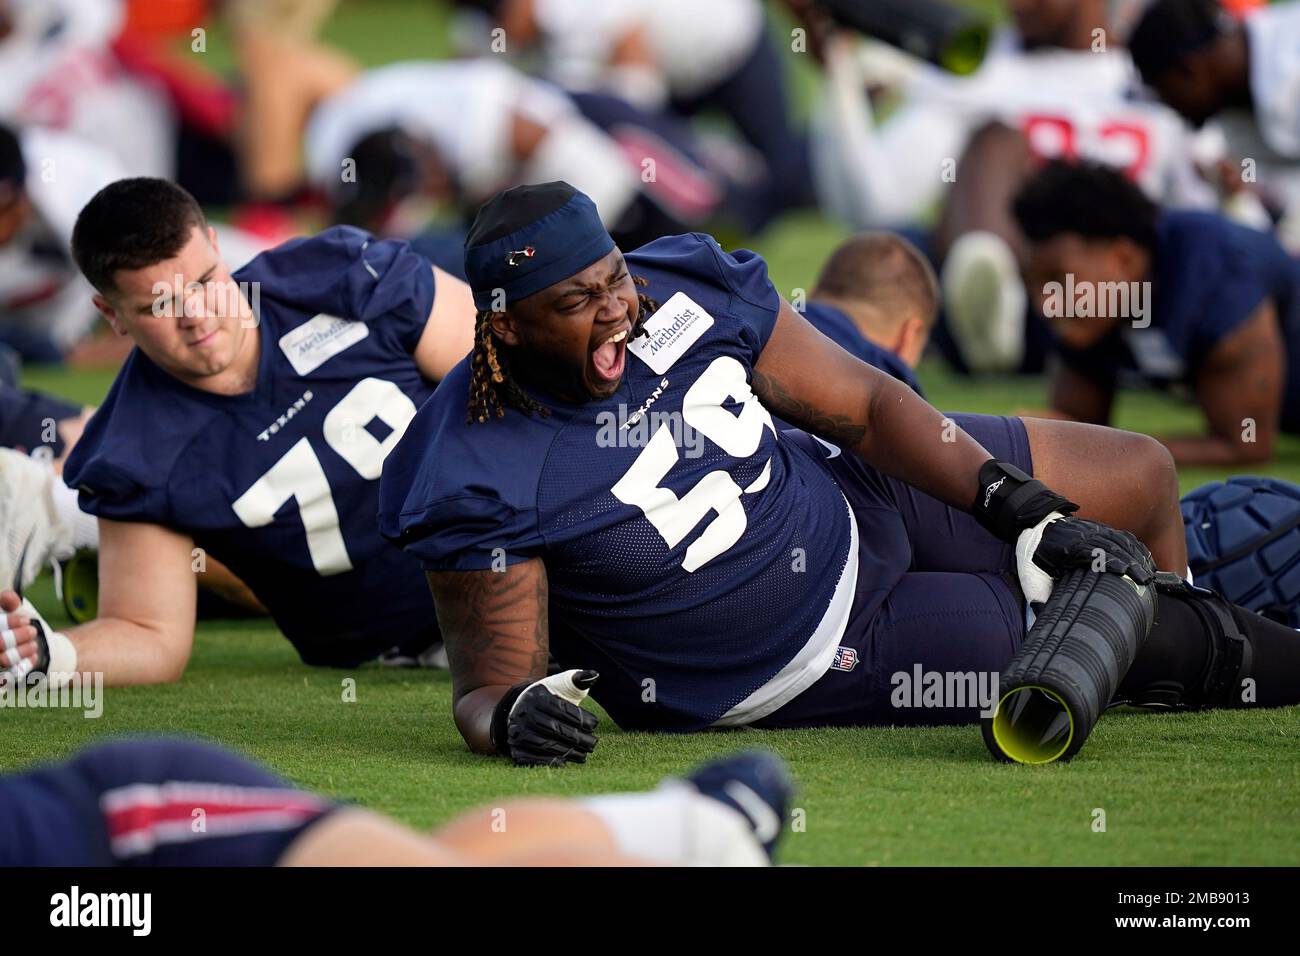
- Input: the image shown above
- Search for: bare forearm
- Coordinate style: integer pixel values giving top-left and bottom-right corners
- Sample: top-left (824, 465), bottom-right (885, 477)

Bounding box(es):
top-left (859, 375), bottom-right (993, 511)
top-left (453, 685), bottom-right (512, 755)
top-left (756, 365), bottom-right (991, 512)
top-left (63, 617), bottom-right (190, 685)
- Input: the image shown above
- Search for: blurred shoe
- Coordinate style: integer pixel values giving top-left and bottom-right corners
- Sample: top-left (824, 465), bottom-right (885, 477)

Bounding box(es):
top-left (942, 230), bottom-right (1027, 373)
top-left (683, 750), bottom-right (795, 863)
top-left (378, 640), bottom-right (449, 669)
top-left (0, 448), bottom-right (74, 593)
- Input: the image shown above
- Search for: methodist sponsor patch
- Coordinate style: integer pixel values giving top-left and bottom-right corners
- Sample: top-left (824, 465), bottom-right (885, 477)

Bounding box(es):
top-left (279, 314), bottom-right (369, 375)
top-left (627, 291), bottom-right (715, 374)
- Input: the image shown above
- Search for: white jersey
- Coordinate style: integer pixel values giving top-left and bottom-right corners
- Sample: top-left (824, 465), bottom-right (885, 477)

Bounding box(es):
top-left (0, 127), bottom-right (123, 348)
top-left (0, 0), bottom-right (174, 177)
top-left (1246, 0), bottom-right (1300, 159)
top-left (530, 0), bottom-right (762, 101)
top-left (304, 59), bottom-right (637, 224)
top-left (814, 29), bottom-right (1215, 228)
top-left (305, 59), bottom-right (570, 202)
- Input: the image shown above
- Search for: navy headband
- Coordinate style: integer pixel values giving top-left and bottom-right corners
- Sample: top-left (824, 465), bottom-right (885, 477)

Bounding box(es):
top-left (464, 183), bottom-right (615, 311)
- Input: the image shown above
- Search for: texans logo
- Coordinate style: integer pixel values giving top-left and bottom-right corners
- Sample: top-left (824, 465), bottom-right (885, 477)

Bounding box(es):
top-left (506, 246), bottom-right (536, 267)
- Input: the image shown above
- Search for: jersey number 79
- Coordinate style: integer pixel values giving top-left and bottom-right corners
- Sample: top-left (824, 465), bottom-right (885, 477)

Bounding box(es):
top-left (230, 378), bottom-right (417, 575)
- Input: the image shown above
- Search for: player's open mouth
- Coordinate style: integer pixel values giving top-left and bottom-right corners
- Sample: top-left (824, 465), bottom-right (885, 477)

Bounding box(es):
top-left (590, 327), bottom-right (628, 384)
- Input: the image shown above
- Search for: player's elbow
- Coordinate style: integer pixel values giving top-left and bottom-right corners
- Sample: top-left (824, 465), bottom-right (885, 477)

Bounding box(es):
top-left (150, 625), bottom-right (195, 684)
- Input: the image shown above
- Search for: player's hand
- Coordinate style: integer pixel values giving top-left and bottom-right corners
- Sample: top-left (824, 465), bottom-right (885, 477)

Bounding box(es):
top-left (0, 589), bottom-right (43, 686)
top-left (497, 670), bottom-right (600, 767)
top-left (1015, 513), bottom-right (1156, 605)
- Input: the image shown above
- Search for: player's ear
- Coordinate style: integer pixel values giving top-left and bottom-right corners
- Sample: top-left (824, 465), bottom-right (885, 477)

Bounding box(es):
top-left (893, 316), bottom-right (927, 368)
top-left (489, 311), bottom-right (522, 347)
top-left (207, 224), bottom-right (220, 256)
top-left (92, 293), bottom-right (128, 336)
top-left (1112, 238), bottom-right (1149, 284)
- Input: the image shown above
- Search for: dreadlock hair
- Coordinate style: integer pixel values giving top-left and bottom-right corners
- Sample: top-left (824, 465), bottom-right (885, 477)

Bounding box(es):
top-left (467, 275), bottom-right (660, 424)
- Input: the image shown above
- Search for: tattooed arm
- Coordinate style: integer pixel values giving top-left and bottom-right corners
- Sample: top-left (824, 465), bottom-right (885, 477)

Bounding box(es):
top-left (426, 558), bottom-right (550, 755)
top-left (752, 299), bottom-right (993, 512)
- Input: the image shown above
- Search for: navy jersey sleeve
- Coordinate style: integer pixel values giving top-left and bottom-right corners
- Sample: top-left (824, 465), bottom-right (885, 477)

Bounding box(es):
top-left (632, 232), bottom-right (781, 360)
top-left (377, 362), bottom-right (547, 571)
top-left (1187, 229), bottom-right (1276, 360)
top-left (61, 378), bottom-right (176, 525)
top-left (239, 226), bottom-right (435, 355)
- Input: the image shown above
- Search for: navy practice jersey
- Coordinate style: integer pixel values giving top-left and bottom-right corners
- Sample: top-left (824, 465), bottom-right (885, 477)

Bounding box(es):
top-left (1057, 210), bottom-right (1300, 429)
top-left (0, 738), bottom-right (334, 866)
top-left (802, 301), bottom-right (925, 396)
top-left (380, 233), bottom-right (861, 731)
top-left (63, 227), bottom-right (441, 666)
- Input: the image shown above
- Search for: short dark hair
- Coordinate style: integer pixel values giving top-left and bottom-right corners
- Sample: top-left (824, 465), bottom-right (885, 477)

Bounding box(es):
top-left (1013, 160), bottom-right (1159, 251)
top-left (0, 123), bottom-right (25, 201)
top-left (813, 232), bottom-right (939, 325)
top-left (1128, 0), bottom-right (1229, 87)
top-left (333, 127), bottom-right (421, 228)
top-left (71, 178), bottom-right (207, 293)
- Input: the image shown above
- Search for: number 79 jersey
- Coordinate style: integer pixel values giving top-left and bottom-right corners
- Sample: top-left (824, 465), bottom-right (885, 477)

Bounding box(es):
top-left (379, 233), bottom-right (856, 730)
top-left (63, 227), bottom-right (441, 666)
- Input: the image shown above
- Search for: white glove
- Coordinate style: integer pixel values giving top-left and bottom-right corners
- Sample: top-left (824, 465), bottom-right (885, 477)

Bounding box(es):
top-left (0, 598), bottom-right (77, 688)
top-left (1014, 511), bottom-right (1066, 607)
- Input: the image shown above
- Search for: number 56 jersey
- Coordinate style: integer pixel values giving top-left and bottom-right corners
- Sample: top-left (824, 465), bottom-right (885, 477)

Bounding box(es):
top-left (63, 227), bottom-right (441, 666)
top-left (379, 233), bottom-right (864, 730)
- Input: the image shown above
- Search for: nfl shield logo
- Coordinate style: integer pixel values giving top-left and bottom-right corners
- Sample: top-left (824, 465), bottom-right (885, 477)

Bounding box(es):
top-left (831, 646), bottom-right (858, 672)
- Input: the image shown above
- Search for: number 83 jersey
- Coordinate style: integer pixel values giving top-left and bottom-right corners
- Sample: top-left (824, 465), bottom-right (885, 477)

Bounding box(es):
top-left (380, 233), bottom-right (857, 730)
top-left (64, 228), bottom-right (441, 667)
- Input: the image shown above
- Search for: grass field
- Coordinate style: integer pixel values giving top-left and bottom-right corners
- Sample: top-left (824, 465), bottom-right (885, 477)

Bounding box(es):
top-left (3, 0), bottom-right (1299, 867)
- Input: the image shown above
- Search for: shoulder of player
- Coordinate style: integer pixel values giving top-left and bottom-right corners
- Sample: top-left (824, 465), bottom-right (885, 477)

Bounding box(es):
top-left (63, 351), bottom-right (219, 491)
top-left (626, 232), bottom-right (771, 303)
top-left (378, 359), bottom-right (554, 544)
top-left (234, 225), bottom-right (377, 289)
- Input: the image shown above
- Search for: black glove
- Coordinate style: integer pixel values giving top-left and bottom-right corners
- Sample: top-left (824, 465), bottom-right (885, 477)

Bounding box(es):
top-left (491, 670), bottom-right (600, 767)
top-left (1032, 516), bottom-right (1156, 584)
top-left (972, 459), bottom-right (1079, 542)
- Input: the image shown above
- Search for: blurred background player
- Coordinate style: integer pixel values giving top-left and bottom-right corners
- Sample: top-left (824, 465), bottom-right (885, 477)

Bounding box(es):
top-left (449, 0), bottom-right (812, 229)
top-left (809, 0), bottom-right (1242, 376)
top-left (0, 735), bottom-right (794, 866)
top-left (802, 232), bottom-right (938, 395)
top-left (0, 122), bottom-right (124, 363)
top-left (1128, 0), bottom-right (1300, 251)
top-left (1015, 159), bottom-right (1300, 466)
top-left (0, 0), bottom-right (174, 178)
top-left (302, 58), bottom-right (701, 259)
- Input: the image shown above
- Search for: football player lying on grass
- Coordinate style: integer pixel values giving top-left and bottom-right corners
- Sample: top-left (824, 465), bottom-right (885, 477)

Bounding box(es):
top-left (1014, 160), bottom-right (1300, 467)
top-left (800, 232), bottom-right (934, 397)
top-left (377, 182), bottom-right (1300, 766)
top-left (0, 736), bottom-right (791, 866)
top-left (0, 177), bottom-right (478, 688)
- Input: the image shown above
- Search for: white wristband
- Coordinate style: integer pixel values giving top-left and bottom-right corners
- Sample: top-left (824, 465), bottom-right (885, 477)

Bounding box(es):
top-left (509, 669), bottom-right (592, 717)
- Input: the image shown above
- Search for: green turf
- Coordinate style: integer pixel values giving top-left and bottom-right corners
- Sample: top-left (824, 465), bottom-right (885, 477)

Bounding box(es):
top-left (4, 0), bottom-right (1298, 867)
top-left (9, 361), bottom-right (1300, 866)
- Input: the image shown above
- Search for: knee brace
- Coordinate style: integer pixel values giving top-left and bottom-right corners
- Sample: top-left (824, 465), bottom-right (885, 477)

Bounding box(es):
top-left (1117, 573), bottom-right (1253, 710)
